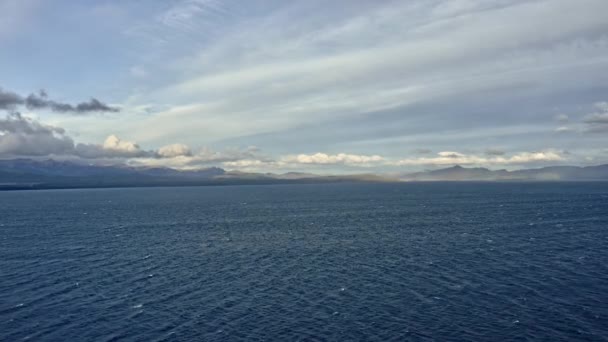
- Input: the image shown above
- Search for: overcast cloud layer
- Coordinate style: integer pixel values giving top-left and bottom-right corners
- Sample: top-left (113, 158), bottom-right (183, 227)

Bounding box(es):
top-left (1, 0), bottom-right (607, 173)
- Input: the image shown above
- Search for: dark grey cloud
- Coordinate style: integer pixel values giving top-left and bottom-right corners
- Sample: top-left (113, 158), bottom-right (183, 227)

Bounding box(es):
top-left (0, 113), bottom-right (167, 160)
top-left (0, 113), bottom-right (133, 158)
top-left (74, 98), bottom-right (119, 113)
top-left (0, 88), bottom-right (23, 110)
top-left (0, 87), bottom-right (119, 114)
top-left (0, 112), bottom-right (75, 156)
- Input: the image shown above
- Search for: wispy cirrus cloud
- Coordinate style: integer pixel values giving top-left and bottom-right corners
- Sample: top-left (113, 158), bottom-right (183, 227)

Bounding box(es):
top-left (2, 1), bottom-right (608, 170)
top-left (111, 0), bottom-right (608, 156)
top-left (158, 0), bottom-right (231, 32)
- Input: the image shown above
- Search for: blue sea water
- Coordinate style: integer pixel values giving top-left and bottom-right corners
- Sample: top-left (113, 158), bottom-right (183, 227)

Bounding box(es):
top-left (1, 182), bottom-right (607, 341)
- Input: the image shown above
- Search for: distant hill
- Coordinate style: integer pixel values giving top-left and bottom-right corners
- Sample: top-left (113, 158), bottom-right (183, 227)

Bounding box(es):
top-left (401, 164), bottom-right (608, 181)
top-left (2, 159), bottom-right (608, 190)
top-left (0, 159), bottom-right (394, 190)
top-left (0, 159), bottom-right (225, 189)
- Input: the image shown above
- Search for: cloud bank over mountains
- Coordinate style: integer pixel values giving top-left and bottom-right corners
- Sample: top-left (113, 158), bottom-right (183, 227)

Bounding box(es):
top-left (0, 111), bottom-right (575, 172)
top-left (0, 112), bottom-right (74, 157)
top-left (0, 112), bottom-right (271, 169)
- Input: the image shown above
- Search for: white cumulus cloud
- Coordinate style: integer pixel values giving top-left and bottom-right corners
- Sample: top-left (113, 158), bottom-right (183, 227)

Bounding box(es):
top-left (281, 152), bottom-right (384, 166)
top-left (103, 135), bottom-right (141, 153)
top-left (158, 143), bottom-right (192, 158)
top-left (394, 150), bottom-right (564, 166)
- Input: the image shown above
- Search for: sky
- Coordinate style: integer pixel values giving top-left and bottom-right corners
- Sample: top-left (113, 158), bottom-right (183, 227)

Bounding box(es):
top-left (1, 0), bottom-right (607, 174)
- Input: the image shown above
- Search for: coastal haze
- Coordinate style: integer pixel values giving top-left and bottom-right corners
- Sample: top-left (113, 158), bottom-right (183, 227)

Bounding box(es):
top-left (2, 1), bottom-right (608, 341)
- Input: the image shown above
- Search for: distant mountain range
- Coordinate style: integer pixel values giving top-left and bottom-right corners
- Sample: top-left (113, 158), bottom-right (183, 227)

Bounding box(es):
top-left (1, 159), bottom-right (608, 190)
top-left (0, 159), bottom-right (393, 190)
top-left (400, 164), bottom-right (608, 181)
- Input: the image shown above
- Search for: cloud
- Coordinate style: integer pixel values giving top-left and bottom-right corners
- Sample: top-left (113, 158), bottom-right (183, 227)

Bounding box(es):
top-left (3, 1), bottom-right (608, 166)
top-left (103, 135), bottom-right (140, 153)
top-left (0, 113), bottom-right (262, 164)
top-left (595, 102), bottom-right (608, 112)
top-left (0, 112), bottom-right (75, 156)
top-left (75, 135), bottom-right (153, 159)
top-left (582, 101), bottom-right (608, 132)
top-left (157, 143), bottom-right (192, 157)
top-left (0, 114), bottom-right (162, 159)
top-left (554, 114), bottom-right (569, 123)
top-left (128, 145), bottom-right (270, 169)
top-left (0, 87), bottom-right (119, 114)
top-left (437, 151), bottom-right (466, 159)
top-left (217, 152), bottom-right (389, 171)
top-left (280, 152), bottom-right (384, 166)
top-left (194, 146), bottom-right (267, 163)
top-left (101, 0), bottom-right (601, 157)
top-left (222, 159), bottom-right (269, 169)
top-left (0, 113), bottom-right (587, 172)
top-left (25, 91), bottom-right (120, 114)
top-left (584, 113), bottom-right (608, 124)
top-left (394, 150), bottom-right (565, 166)
top-left (0, 88), bottom-right (23, 110)
top-left (73, 98), bottom-right (119, 113)
top-left (0, 114), bottom-right (143, 159)
top-left (213, 149), bottom-right (569, 172)
top-left (507, 151), bottom-right (565, 164)
top-left (158, 0), bottom-right (230, 32)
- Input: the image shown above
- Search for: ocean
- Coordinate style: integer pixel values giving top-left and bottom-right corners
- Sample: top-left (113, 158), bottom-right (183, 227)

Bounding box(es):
top-left (1, 183), bottom-right (607, 341)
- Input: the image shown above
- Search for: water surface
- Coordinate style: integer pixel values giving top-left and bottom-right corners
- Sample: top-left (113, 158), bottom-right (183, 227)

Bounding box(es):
top-left (1, 183), bottom-right (607, 341)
